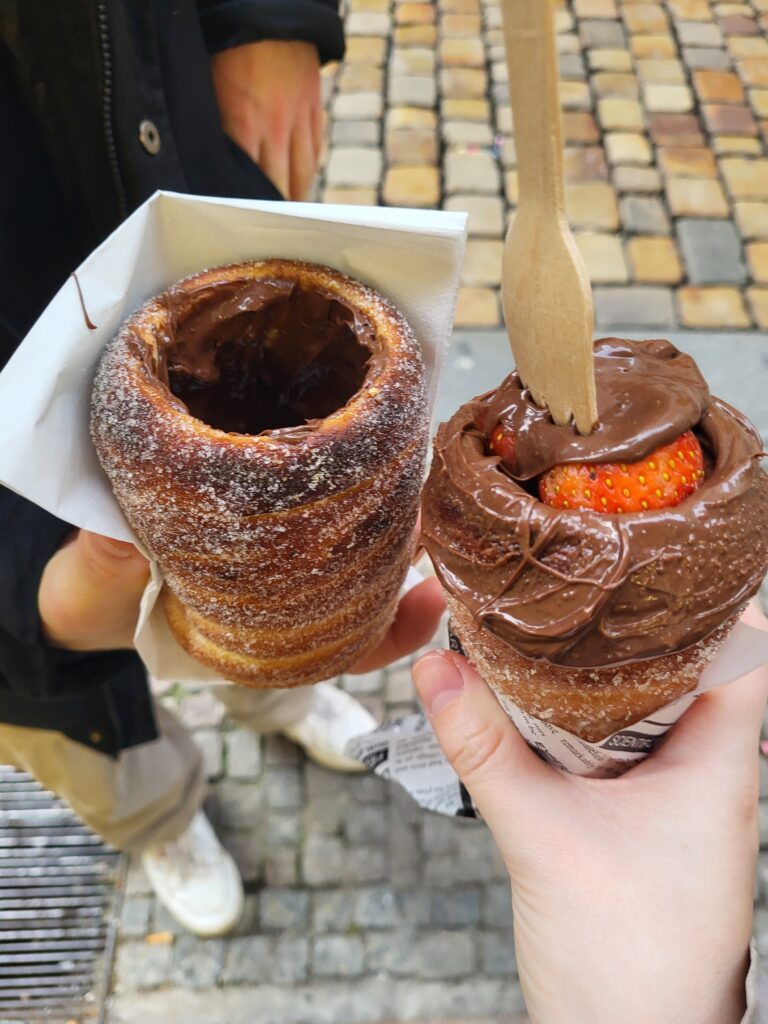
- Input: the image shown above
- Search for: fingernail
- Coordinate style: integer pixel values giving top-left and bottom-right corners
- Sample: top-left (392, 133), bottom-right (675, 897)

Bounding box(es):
top-left (413, 653), bottom-right (464, 716)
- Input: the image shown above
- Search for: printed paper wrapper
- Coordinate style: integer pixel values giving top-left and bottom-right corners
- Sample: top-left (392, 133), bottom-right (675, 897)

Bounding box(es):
top-left (348, 621), bottom-right (768, 812)
top-left (0, 191), bottom-right (467, 686)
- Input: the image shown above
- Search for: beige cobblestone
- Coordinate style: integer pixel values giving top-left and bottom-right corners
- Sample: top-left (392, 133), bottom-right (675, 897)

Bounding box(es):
top-left (445, 151), bottom-right (501, 193)
top-left (462, 239), bottom-right (505, 286)
top-left (445, 194), bottom-right (505, 236)
top-left (382, 166), bottom-right (441, 206)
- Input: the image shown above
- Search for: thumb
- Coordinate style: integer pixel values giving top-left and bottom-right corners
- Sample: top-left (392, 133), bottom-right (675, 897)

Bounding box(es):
top-left (39, 530), bottom-right (150, 650)
top-left (412, 651), bottom-right (551, 834)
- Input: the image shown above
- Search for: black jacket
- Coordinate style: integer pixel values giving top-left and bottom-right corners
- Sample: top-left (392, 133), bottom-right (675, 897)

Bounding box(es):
top-left (0, 0), bottom-right (344, 754)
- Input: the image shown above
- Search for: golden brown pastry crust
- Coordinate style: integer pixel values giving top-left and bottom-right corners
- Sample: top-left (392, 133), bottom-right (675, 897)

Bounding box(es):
top-left (91, 259), bottom-right (429, 686)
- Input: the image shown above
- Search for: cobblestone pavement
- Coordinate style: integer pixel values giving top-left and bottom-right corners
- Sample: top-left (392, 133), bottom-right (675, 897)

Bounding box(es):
top-left (317, 0), bottom-right (768, 330)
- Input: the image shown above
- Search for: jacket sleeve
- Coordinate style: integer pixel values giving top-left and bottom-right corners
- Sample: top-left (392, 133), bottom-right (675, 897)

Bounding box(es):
top-left (196, 0), bottom-right (345, 64)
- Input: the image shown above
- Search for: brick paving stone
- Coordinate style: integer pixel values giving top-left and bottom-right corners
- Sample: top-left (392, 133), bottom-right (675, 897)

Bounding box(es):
top-left (588, 47), bottom-right (633, 71)
top-left (383, 166), bottom-right (441, 206)
top-left (702, 103), bottom-right (757, 135)
top-left (594, 286), bottom-right (676, 325)
top-left (563, 146), bottom-right (609, 181)
top-left (331, 119), bottom-right (380, 145)
top-left (574, 232), bottom-right (629, 282)
top-left (624, 3), bottom-right (670, 33)
top-left (566, 181), bottom-right (620, 229)
top-left (612, 165), bottom-right (663, 192)
top-left (322, 186), bottom-right (378, 204)
top-left (560, 80), bottom-right (593, 109)
top-left (677, 285), bottom-right (751, 326)
top-left (331, 90), bottom-right (384, 121)
top-left (314, 935), bottom-right (366, 977)
top-left (677, 218), bottom-right (746, 283)
top-left (659, 145), bottom-right (718, 177)
top-left (605, 132), bottom-right (652, 165)
top-left (562, 110), bottom-right (601, 143)
top-left (677, 20), bottom-right (723, 45)
top-left (440, 38), bottom-right (485, 67)
top-left (390, 48), bottom-right (435, 75)
top-left (346, 11), bottom-right (391, 35)
top-left (345, 36), bottom-right (387, 64)
top-left (598, 97), bottom-right (645, 130)
top-left (693, 68), bottom-right (745, 102)
top-left (627, 236), bottom-right (684, 282)
top-left (644, 83), bottom-right (695, 112)
top-left (667, 177), bottom-right (730, 216)
top-left (636, 58), bottom-right (687, 83)
top-left (648, 111), bottom-right (705, 145)
top-left (454, 286), bottom-right (501, 326)
top-left (480, 930), bottom-right (518, 976)
top-left (338, 65), bottom-right (385, 93)
top-left (593, 72), bottom-right (639, 98)
top-left (445, 195), bottom-right (505, 236)
top-left (747, 242), bottom-right (768, 282)
top-left (442, 120), bottom-right (494, 144)
top-left (631, 34), bottom-right (678, 59)
top-left (384, 120), bottom-right (438, 163)
top-left (389, 75), bottom-right (438, 107)
top-left (720, 157), bottom-right (768, 199)
top-left (394, 24), bottom-right (438, 45)
top-left (462, 240), bottom-right (505, 286)
top-left (169, 936), bottom-right (224, 989)
top-left (445, 151), bottom-right (500, 193)
top-left (620, 194), bottom-right (671, 234)
top-left (747, 287), bottom-right (768, 327)
top-left (683, 45), bottom-right (731, 69)
top-left (580, 19), bottom-right (627, 47)
top-left (441, 68), bottom-right (488, 98)
top-left (396, 2), bottom-right (435, 24)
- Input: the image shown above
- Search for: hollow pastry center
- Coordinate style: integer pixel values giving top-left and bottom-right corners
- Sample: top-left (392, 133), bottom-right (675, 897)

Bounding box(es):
top-left (163, 282), bottom-right (374, 435)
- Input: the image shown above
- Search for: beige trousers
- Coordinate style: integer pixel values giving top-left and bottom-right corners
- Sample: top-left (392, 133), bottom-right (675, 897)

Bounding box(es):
top-left (0, 684), bottom-right (314, 853)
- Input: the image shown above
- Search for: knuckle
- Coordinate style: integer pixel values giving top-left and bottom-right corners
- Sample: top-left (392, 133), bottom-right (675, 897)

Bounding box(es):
top-left (451, 718), bottom-right (510, 785)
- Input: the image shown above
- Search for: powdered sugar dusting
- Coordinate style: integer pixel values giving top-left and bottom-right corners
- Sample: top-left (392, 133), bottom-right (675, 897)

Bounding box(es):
top-left (91, 260), bottom-right (429, 686)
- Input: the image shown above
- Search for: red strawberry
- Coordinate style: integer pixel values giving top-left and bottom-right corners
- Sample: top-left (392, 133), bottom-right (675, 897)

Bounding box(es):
top-left (488, 422), bottom-right (516, 468)
top-left (538, 430), bottom-right (705, 514)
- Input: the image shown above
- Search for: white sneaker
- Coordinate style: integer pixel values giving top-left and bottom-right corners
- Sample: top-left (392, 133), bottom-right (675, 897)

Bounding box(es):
top-left (282, 682), bottom-right (377, 773)
top-left (141, 810), bottom-right (244, 937)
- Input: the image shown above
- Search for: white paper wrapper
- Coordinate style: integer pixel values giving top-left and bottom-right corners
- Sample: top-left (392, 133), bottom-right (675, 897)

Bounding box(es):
top-left (348, 621), bottom-right (768, 812)
top-left (0, 191), bottom-right (467, 685)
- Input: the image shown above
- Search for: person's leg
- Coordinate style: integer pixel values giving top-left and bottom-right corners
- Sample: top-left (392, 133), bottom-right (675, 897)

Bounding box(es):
top-left (0, 705), bottom-right (243, 935)
top-left (0, 704), bottom-right (204, 852)
top-left (213, 682), bottom-right (377, 772)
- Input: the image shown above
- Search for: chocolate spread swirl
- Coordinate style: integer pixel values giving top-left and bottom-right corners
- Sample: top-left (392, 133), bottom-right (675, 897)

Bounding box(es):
top-left (143, 277), bottom-right (377, 437)
top-left (422, 338), bottom-right (768, 668)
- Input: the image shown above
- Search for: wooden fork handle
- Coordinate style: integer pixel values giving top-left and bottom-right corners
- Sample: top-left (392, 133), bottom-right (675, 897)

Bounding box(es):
top-left (501, 0), bottom-right (565, 218)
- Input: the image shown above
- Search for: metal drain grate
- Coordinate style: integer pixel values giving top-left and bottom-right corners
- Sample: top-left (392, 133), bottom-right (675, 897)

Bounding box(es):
top-left (0, 766), bottom-right (121, 1024)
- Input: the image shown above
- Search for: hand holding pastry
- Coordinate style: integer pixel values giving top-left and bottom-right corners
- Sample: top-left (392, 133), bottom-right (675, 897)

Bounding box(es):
top-left (38, 530), bottom-right (150, 651)
top-left (413, 602), bottom-right (768, 1024)
top-left (211, 40), bottom-right (323, 200)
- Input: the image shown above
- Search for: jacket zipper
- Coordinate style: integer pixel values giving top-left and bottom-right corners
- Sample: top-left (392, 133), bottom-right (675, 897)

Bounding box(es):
top-left (96, 1), bottom-right (128, 219)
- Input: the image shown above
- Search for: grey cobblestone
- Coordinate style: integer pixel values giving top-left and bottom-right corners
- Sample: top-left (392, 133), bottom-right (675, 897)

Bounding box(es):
top-left (594, 286), bottom-right (676, 327)
top-left (212, 779), bottom-right (265, 830)
top-left (274, 935), bottom-right (310, 984)
top-left (479, 930), bottom-right (518, 976)
top-left (344, 804), bottom-right (389, 844)
top-left (302, 834), bottom-right (347, 885)
top-left (176, 690), bottom-right (225, 729)
top-left (114, 941), bottom-right (173, 992)
top-left (169, 935), bottom-right (224, 989)
top-left (264, 847), bottom-right (300, 886)
top-left (220, 935), bottom-right (273, 984)
top-left (265, 766), bottom-right (303, 810)
top-left (367, 929), bottom-right (477, 978)
top-left (677, 219), bottom-right (746, 285)
top-left (119, 895), bottom-right (152, 938)
top-left (226, 728), bottom-right (263, 778)
top-left (346, 844), bottom-right (389, 882)
top-left (260, 888), bottom-right (311, 930)
top-left (430, 888), bottom-right (482, 927)
top-left (314, 935), bottom-right (367, 977)
top-left (620, 195), bottom-right (671, 235)
top-left (482, 882), bottom-right (513, 929)
top-left (194, 728), bottom-right (223, 779)
top-left (266, 811), bottom-right (301, 847)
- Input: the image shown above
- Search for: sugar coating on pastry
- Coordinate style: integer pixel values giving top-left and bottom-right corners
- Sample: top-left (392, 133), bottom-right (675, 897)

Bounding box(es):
top-left (91, 259), bottom-right (429, 686)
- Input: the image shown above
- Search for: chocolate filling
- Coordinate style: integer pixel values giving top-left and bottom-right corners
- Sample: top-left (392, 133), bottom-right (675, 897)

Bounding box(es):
top-left (155, 279), bottom-right (375, 436)
top-left (422, 338), bottom-right (768, 668)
